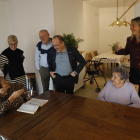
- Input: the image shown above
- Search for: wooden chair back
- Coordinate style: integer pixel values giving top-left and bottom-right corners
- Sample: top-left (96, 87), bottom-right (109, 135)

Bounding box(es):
top-left (93, 50), bottom-right (98, 57)
top-left (86, 52), bottom-right (93, 60)
top-left (134, 84), bottom-right (139, 94)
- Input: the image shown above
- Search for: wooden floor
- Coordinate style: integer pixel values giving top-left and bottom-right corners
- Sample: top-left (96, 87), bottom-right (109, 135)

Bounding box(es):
top-left (74, 63), bottom-right (130, 100)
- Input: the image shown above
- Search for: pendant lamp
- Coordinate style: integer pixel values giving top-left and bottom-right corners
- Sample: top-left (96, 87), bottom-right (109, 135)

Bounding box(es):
top-left (121, 0), bottom-right (130, 26)
top-left (109, 0), bottom-right (122, 27)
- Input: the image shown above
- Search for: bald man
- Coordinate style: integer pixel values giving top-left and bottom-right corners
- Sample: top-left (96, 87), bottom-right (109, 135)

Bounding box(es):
top-left (35, 30), bottom-right (53, 92)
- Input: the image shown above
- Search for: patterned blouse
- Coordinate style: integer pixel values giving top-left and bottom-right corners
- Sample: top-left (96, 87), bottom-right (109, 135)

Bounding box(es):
top-left (0, 83), bottom-right (28, 115)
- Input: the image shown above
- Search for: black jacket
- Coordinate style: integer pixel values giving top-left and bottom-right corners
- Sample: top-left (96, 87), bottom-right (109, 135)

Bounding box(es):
top-left (49, 46), bottom-right (86, 84)
top-left (1, 47), bottom-right (25, 80)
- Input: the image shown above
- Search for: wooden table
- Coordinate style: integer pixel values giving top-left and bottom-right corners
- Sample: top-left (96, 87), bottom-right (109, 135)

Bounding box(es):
top-left (1, 91), bottom-right (140, 140)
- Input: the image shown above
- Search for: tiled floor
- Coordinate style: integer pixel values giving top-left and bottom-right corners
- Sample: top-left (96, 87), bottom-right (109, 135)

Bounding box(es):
top-left (74, 63), bottom-right (130, 99)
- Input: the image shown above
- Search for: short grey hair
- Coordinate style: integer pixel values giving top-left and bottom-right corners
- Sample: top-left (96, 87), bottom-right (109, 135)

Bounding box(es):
top-left (53, 35), bottom-right (64, 42)
top-left (113, 66), bottom-right (129, 81)
top-left (39, 29), bottom-right (49, 34)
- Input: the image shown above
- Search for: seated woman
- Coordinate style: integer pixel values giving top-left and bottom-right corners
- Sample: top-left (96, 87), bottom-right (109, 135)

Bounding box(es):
top-left (98, 66), bottom-right (140, 108)
top-left (0, 77), bottom-right (30, 115)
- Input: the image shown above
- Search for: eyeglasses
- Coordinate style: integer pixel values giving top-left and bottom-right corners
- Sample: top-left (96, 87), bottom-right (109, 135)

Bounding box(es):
top-left (53, 42), bottom-right (62, 47)
top-left (9, 43), bottom-right (17, 46)
top-left (39, 35), bottom-right (45, 39)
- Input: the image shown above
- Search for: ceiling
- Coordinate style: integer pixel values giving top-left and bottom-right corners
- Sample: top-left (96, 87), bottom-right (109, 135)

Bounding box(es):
top-left (84, 0), bottom-right (136, 8)
top-left (0, 0), bottom-right (136, 8)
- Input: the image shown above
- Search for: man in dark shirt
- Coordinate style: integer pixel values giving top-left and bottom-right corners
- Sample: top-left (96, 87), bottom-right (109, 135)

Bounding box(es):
top-left (49, 35), bottom-right (86, 94)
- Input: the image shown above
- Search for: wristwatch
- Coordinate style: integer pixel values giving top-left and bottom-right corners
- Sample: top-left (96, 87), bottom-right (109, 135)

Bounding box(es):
top-left (74, 71), bottom-right (77, 75)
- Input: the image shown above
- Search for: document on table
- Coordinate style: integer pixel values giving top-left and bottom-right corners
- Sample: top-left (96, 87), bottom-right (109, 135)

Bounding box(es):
top-left (17, 98), bottom-right (49, 114)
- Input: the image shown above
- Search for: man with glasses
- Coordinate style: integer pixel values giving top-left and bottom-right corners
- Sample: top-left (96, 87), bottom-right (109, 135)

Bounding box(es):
top-left (35, 30), bottom-right (53, 92)
top-left (49, 35), bottom-right (86, 94)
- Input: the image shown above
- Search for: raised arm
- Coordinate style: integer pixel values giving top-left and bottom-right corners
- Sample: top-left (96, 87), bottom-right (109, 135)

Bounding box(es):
top-left (10, 83), bottom-right (30, 101)
top-left (115, 37), bottom-right (130, 55)
top-left (0, 89), bottom-right (24, 115)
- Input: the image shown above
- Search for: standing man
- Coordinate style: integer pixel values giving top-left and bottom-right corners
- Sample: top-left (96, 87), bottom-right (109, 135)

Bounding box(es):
top-left (49, 35), bottom-right (86, 94)
top-left (35, 30), bottom-right (53, 92)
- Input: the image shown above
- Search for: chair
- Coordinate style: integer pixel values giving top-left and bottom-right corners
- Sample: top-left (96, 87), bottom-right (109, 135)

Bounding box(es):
top-left (86, 52), bottom-right (93, 60)
top-left (93, 50), bottom-right (98, 57)
top-left (93, 50), bottom-right (104, 71)
top-left (86, 52), bottom-right (94, 69)
top-left (121, 55), bottom-right (130, 67)
top-left (134, 84), bottom-right (139, 94)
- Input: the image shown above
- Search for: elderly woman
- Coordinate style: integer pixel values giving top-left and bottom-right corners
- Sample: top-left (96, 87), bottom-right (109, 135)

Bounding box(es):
top-left (0, 35), bottom-right (27, 93)
top-left (0, 77), bottom-right (30, 115)
top-left (98, 66), bottom-right (140, 108)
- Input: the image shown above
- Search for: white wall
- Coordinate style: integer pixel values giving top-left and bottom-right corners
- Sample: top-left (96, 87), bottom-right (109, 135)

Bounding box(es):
top-left (53, 0), bottom-right (84, 51)
top-left (0, 1), bottom-right (9, 58)
top-left (135, 2), bottom-right (140, 17)
top-left (99, 7), bottom-right (134, 53)
top-left (83, 2), bottom-right (99, 58)
top-left (4, 0), bottom-right (55, 94)
top-left (53, 0), bottom-right (85, 91)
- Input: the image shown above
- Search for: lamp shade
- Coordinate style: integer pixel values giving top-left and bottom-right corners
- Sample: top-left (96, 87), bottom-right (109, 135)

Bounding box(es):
top-left (109, 18), bottom-right (123, 27)
top-left (121, 19), bottom-right (130, 27)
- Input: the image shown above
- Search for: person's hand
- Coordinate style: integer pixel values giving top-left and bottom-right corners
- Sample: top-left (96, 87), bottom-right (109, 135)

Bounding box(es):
top-left (0, 84), bottom-right (10, 95)
top-left (115, 46), bottom-right (122, 52)
top-left (115, 42), bottom-right (122, 52)
top-left (0, 88), bottom-right (7, 94)
top-left (12, 89), bottom-right (24, 98)
top-left (71, 72), bottom-right (76, 77)
top-left (50, 71), bottom-right (56, 78)
top-left (8, 89), bottom-right (24, 103)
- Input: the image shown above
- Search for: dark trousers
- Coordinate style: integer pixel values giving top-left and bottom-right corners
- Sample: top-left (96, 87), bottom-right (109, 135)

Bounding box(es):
top-left (129, 68), bottom-right (140, 97)
top-left (53, 74), bottom-right (75, 94)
